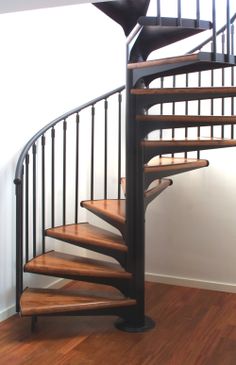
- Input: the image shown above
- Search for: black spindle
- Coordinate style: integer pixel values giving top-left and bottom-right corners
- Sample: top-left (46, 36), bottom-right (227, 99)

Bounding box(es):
top-left (197, 72), bottom-right (202, 159)
top-left (231, 25), bottom-right (235, 139)
top-left (157, 0), bottom-right (161, 24)
top-left (25, 154), bottom-right (29, 262)
top-left (75, 113), bottom-right (80, 224)
top-left (104, 99), bottom-right (108, 199)
top-left (63, 119), bottom-right (67, 226)
top-left (212, 0), bottom-right (217, 60)
top-left (118, 93), bottom-right (122, 199)
top-left (226, 0), bottom-right (230, 61)
top-left (41, 135), bottom-right (45, 253)
top-left (211, 70), bottom-right (214, 138)
top-left (91, 105), bottom-right (95, 200)
top-left (196, 0), bottom-right (200, 28)
top-left (185, 74), bottom-right (189, 159)
top-left (51, 127), bottom-right (55, 228)
top-left (32, 143), bottom-right (37, 258)
top-left (177, 0), bottom-right (182, 26)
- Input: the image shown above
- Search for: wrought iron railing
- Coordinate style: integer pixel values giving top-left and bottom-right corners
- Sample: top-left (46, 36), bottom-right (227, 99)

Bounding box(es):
top-left (14, 85), bottom-right (125, 310)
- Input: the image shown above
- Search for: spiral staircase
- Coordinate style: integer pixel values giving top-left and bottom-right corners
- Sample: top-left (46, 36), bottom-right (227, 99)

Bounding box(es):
top-left (14, 0), bottom-right (236, 332)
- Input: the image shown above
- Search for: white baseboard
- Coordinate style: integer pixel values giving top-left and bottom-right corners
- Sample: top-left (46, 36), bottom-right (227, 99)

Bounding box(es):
top-left (0, 278), bottom-right (69, 323)
top-left (145, 272), bottom-right (236, 293)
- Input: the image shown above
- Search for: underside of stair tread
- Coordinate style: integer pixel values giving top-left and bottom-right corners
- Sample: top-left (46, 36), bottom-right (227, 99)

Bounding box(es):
top-left (130, 17), bottom-right (212, 61)
top-left (24, 251), bottom-right (131, 279)
top-left (81, 199), bottom-right (125, 224)
top-left (45, 223), bottom-right (127, 253)
top-left (121, 177), bottom-right (172, 196)
top-left (145, 156), bottom-right (208, 172)
top-left (132, 87), bottom-right (236, 105)
top-left (142, 138), bottom-right (236, 148)
top-left (20, 287), bottom-right (136, 316)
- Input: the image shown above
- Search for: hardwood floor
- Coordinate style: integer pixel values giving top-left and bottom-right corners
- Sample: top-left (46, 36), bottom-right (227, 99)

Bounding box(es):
top-left (1, 281), bottom-right (236, 365)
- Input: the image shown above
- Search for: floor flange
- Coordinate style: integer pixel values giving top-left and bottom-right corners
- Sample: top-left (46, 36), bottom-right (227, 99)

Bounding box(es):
top-left (115, 316), bottom-right (155, 333)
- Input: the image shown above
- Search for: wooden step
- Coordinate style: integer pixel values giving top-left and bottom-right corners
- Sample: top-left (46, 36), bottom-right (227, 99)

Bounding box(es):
top-left (130, 17), bottom-right (211, 62)
top-left (20, 287), bottom-right (136, 316)
top-left (46, 223), bottom-right (127, 265)
top-left (142, 138), bottom-right (236, 161)
top-left (121, 177), bottom-right (172, 207)
top-left (129, 52), bottom-right (236, 85)
top-left (137, 115), bottom-right (236, 137)
top-left (131, 87), bottom-right (236, 108)
top-left (24, 251), bottom-right (132, 284)
top-left (81, 200), bottom-right (125, 235)
top-left (144, 157), bottom-right (208, 186)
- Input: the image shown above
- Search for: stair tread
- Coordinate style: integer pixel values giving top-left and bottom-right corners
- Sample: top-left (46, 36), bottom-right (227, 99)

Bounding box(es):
top-left (128, 53), bottom-right (201, 70)
top-left (137, 115), bottom-right (236, 123)
top-left (81, 199), bottom-right (125, 224)
top-left (145, 156), bottom-right (208, 171)
top-left (138, 16), bottom-right (211, 30)
top-left (24, 251), bottom-right (131, 279)
top-left (20, 287), bottom-right (136, 316)
top-left (132, 87), bottom-right (236, 96)
top-left (142, 137), bottom-right (236, 148)
top-left (46, 223), bottom-right (127, 253)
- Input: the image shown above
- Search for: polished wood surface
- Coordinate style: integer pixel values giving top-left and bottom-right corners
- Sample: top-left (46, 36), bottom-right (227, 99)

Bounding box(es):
top-left (137, 114), bottom-right (236, 125)
top-left (131, 86), bottom-right (236, 95)
top-left (20, 287), bottom-right (136, 316)
top-left (2, 281), bottom-right (236, 364)
top-left (128, 53), bottom-right (198, 69)
top-left (24, 251), bottom-right (131, 279)
top-left (145, 156), bottom-right (208, 173)
top-left (142, 138), bottom-right (236, 149)
top-left (81, 200), bottom-right (126, 224)
top-left (46, 223), bottom-right (127, 252)
top-left (144, 179), bottom-right (172, 199)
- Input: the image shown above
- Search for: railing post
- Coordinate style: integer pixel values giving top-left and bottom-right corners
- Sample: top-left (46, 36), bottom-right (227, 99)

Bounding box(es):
top-left (177, 0), bottom-right (182, 26)
top-left (212, 0), bottom-right (217, 61)
top-left (226, 0), bottom-right (231, 62)
top-left (15, 179), bottom-right (23, 312)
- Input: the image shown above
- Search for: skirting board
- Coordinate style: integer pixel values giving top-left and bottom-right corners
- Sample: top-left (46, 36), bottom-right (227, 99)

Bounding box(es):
top-left (145, 272), bottom-right (236, 293)
top-left (0, 278), bottom-right (69, 323)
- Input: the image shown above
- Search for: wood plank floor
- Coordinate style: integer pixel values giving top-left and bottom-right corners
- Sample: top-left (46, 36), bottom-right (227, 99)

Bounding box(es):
top-left (1, 281), bottom-right (236, 365)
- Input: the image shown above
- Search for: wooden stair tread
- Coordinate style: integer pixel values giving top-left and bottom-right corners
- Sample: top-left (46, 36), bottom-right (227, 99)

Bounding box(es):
top-left (142, 138), bottom-right (236, 148)
top-left (20, 287), bottom-right (136, 316)
top-left (145, 156), bottom-right (208, 172)
top-left (24, 251), bottom-right (131, 279)
top-left (45, 223), bottom-right (127, 253)
top-left (129, 53), bottom-right (202, 70)
top-left (132, 87), bottom-right (236, 96)
top-left (138, 16), bottom-right (211, 30)
top-left (81, 199), bottom-right (125, 224)
top-left (137, 115), bottom-right (236, 124)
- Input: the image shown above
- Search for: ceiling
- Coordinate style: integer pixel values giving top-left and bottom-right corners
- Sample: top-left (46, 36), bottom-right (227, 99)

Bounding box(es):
top-left (0, 0), bottom-right (114, 14)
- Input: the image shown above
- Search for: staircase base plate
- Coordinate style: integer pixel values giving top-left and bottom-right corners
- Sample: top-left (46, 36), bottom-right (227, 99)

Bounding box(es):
top-left (115, 316), bottom-right (155, 333)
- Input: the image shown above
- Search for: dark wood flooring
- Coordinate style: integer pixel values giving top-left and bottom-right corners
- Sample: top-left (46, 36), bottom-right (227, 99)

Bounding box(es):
top-left (1, 281), bottom-right (236, 365)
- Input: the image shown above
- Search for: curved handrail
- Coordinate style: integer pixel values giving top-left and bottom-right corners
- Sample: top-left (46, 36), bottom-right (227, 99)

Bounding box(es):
top-left (188, 12), bottom-right (236, 54)
top-left (14, 85), bottom-right (125, 184)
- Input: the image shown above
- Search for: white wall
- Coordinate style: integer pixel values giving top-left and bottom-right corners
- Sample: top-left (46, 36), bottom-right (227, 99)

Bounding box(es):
top-left (0, 3), bottom-right (125, 321)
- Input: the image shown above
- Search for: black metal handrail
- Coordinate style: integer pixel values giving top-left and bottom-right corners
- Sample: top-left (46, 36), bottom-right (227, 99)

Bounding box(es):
top-left (14, 85), bottom-right (125, 185)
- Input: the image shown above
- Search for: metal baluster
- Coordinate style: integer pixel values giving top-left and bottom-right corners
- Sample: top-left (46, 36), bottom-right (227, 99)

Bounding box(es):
top-left (177, 0), bottom-right (182, 26)
top-left (15, 181), bottom-right (23, 312)
top-left (210, 69), bottom-right (214, 138)
top-left (104, 99), bottom-right (108, 200)
top-left (231, 24), bottom-right (235, 139)
top-left (226, 0), bottom-right (230, 62)
top-left (212, 0), bottom-right (217, 61)
top-left (157, 0), bottom-right (161, 24)
top-left (196, 0), bottom-right (200, 28)
top-left (172, 76), bottom-right (176, 158)
top-left (185, 74), bottom-right (189, 159)
top-left (197, 72), bottom-right (202, 159)
top-left (222, 33), bottom-right (225, 139)
top-left (32, 143), bottom-right (37, 258)
top-left (51, 127), bottom-right (55, 228)
top-left (118, 93), bottom-right (122, 200)
top-left (75, 113), bottom-right (80, 224)
top-left (63, 120), bottom-right (67, 226)
top-left (91, 105), bottom-right (95, 200)
top-left (25, 154), bottom-right (29, 262)
top-left (41, 135), bottom-right (45, 253)
top-left (160, 77), bottom-right (164, 140)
